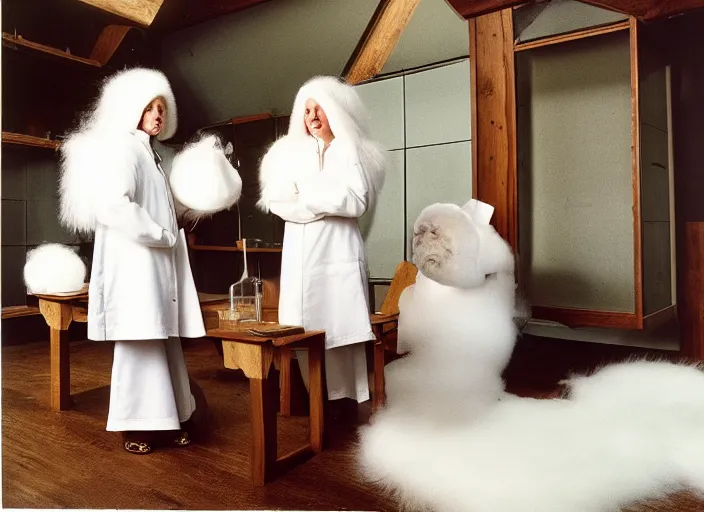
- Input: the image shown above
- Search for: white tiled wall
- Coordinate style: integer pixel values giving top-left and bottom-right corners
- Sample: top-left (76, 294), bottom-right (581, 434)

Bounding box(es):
top-left (404, 59), bottom-right (471, 147)
top-left (355, 58), bottom-right (472, 279)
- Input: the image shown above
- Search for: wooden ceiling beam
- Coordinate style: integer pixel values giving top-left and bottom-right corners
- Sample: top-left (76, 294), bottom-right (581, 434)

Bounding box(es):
top-left (445, 0), bottom-right (704, 20)
top-left (90, 25), bottom-right (133, 66)
top-left (343, 0), bottom-right (421, 84)
top-left (76, 0), bottom-right (165, 26)
top-left (581, 0), bottom-right (704, 20)
top-left (444, 0), bottom-right (527, 19)
top-left (152, 0), bottom-right (274, 32)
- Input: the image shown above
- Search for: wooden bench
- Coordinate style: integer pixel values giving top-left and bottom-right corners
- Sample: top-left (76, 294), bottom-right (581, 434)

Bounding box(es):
top-left (32, 285), bottom-right (230, 411)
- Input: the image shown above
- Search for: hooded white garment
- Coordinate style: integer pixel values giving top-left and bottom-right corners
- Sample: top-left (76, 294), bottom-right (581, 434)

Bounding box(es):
top-left (58, 68), bottom-right (205, 431)
top-left (258, 76), bottom-right (387, 402)
top-left (59, 68), bottom-right (205, 342)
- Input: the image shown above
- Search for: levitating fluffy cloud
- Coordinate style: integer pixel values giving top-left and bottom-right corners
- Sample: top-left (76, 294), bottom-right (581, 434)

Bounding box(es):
top-left (360, 360), bottom-right (704, 512)
top-left (169, 133), bottom-right (242, 221)
top-left (358, 198), bottom-right (704, 512)
top-left (386, 199), bottom-right (518, 424)
top-left (24, 243), bottom-right (86, 295)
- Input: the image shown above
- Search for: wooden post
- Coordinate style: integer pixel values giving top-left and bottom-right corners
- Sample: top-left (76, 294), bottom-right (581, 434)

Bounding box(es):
top-left (681, 223), bottom-right (704, 359)
top-left (469, 9), bottom-right (518, 248)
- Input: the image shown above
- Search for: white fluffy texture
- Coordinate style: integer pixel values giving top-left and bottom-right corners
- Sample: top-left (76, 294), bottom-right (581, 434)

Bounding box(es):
top-left (258, 75), bottom-right (387, 212)
top-left (257, 135), bottom-right (320, 212)
top-left (358, 199), bottom-right (704, 512)
top-left (59, 68), bottom-right (177, 234)
top-left (24, 244), bottom-right (86, 294)
top-left (169, 134), bottom-right (242, 221)
top-left (411, 200), bottom-right (515, 289)
top-left (387, 199), bottom-right (518, 424)
top-left (83, 67), bottom-right (177, 141)
top-left (360, 361), bottom-right (704, 512)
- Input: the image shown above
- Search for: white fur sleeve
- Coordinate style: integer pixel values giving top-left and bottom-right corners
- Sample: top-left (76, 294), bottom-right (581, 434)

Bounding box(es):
top-left (296, 147), bottom-right (368, 218)
top-left (59, 132), bottom-right (175, 247)
top-left (257, 136), bottom-right (323, 224)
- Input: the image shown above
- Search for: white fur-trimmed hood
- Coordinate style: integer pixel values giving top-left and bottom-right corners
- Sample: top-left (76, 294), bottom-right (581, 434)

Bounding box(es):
top-left (83, 67), bottom-right (177, 141)
top-left (258, 76), bottom-right (387, 212)
top-left (59, 68), bottom-right (178, 234)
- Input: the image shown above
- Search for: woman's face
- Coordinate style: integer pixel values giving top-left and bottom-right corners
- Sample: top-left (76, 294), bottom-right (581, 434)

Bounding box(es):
top-left (304, 99), bottom-right (334, 142)
top-left (139, 97), bottom-right (166, 136)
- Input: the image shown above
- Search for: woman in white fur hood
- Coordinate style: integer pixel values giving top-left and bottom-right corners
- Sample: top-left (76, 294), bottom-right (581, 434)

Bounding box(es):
top-left (59, 68), bottom-right (209, 454)
top-left (258, 76), bottom-right (386, 409)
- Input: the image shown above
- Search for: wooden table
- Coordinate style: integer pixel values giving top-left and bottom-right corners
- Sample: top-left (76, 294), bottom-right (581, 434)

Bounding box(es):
top-left (207, 325), bottom-right (326, 486)
top-left (33, 286), bottom-right (229, 411)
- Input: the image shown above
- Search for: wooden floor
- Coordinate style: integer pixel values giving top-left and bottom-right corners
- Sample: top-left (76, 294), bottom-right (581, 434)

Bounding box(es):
top-left (3, 335), bottom-right (704, 511)
top-left (2, 338), bottom-right (390, 510)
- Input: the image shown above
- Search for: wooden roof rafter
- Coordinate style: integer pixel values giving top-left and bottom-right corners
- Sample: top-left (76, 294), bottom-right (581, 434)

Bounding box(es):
top-left (444, 0), bottom-right (704, 20)
top-left (343, 0), bottom-right (421, 84)
top-left (76, 0), bottom-right (165, 27)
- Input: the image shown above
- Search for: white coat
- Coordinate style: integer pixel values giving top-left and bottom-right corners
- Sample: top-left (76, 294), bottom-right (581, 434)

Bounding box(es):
top-left (258, 76), bottom-right (387, 402)
top-left (58, 68), bottom-right (206, 342)
top-left (258, 76), bottom-right (387, 350)
top-left (57, 67), bottom-right (245, 432)
top-left (272, 138), bottom-right (374, 348)
top-left (88, 130), bottom-right (205, 341)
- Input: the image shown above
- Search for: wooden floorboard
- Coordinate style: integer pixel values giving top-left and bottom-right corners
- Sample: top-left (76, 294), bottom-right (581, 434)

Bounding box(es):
top-left (3, 336), bottom-right (704, 510)
top-left (1, 338), bottom-right (391, 510)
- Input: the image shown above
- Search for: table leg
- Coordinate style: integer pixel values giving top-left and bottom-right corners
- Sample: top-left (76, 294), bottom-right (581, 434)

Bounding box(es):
top-left (39, 300), bottom-right (73, 411)
top-left (279, 346), bottom-right (292, 417)
top-left (373, 339), bottom-right (386, 412)
top-left (221, 341), bottom-right (277, 485)
top-left (50, 328), bottom-right (71, 411)
top-left (307, 334), bottom-right (325, 453)
top-left (250, 374), bottom-right (278, 485)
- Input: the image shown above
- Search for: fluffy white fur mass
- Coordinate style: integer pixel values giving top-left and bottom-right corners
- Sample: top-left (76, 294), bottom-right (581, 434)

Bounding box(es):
top-left (59, 67), bottom-right (243, 233)
top-left (59, 68), bottom-right (178, 234)
top-left (386, 200), bottom-right (517, 423)
top-left (257, 76), bottom-right (386, 213)
top-left (24, 243), bottom-right (86, 294)
top-left (358, 199), bottom-right (704, 512)
top-left (169, 133), bottom-right (242, 221)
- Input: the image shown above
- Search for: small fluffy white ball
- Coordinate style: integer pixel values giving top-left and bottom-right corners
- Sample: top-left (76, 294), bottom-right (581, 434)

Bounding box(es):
top-left (24, 243), bottom-right (86, 295)
top-left (169, 134), bottom-right (242, 218)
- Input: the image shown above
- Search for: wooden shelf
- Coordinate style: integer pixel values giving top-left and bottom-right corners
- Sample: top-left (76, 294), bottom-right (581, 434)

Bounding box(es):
top-left (2, 305), bottom-right (41, 320)
top-left (2, 32), bottom-right (101, 67)
top-left (2, 132), bottom-right (60, 150)
top-left (189, 244), bottom-right (282, 253)
top-left (199, 113), bottom-right (274, 131)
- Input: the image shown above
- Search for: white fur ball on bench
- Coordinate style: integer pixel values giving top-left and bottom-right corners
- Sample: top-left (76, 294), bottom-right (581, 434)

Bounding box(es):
top-left (24, 243), bottom-right (86, 295)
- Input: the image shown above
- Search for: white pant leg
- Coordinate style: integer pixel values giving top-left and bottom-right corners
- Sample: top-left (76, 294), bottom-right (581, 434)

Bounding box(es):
top-left (164, 337), bottom-right (197, 423)
top-left (297, 343), bottom-right (370, 403)
top-left (106, 337), bottom-right (195, 431)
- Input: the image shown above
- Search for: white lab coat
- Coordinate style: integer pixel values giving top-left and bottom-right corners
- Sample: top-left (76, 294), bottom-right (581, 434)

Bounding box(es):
top-left (57, 68), bottom-right (211, 432)
top-left (261, 137), bottom-right (375, 402)
top-left (258, 76), bottom-right (387, 403)
top-left (88, 130), bottom-right (204, 432)
top-left (88, 130), bottom-right (205, 341)
top-left (274, 139), bottom-right (374, 349)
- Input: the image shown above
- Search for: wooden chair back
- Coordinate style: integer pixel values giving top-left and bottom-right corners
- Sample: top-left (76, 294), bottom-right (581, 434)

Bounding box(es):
top-left (378, 261), bottom-right (418, 315)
